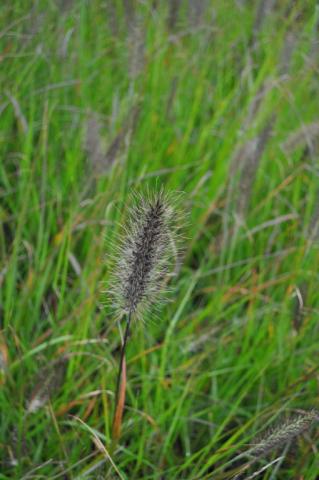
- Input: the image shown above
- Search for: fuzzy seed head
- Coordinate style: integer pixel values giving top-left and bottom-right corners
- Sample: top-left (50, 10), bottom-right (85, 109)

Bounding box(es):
top-left (248, 409), bottom-right (319, 458)
top-left (109, 189), bottom-right (182, 320)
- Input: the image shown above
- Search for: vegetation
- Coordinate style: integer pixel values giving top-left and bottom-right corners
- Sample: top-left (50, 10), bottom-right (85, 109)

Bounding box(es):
top-left (0, 1), bottom-right (319, 478)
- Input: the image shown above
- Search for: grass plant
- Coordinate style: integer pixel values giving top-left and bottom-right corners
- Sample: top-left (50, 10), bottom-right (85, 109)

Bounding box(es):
top-left (1, 1), bottom-right (319, 478)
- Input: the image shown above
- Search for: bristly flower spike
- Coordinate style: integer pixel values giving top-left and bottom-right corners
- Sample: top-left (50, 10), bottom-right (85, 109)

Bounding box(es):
top-left (247, 409), bottom-right (319, 458)
top-left (109, 188), bottom-right (183, 443)
top-left (230, 409), bottom-right (319, 479)
top-left (109, 188), bottom-right (182, 322)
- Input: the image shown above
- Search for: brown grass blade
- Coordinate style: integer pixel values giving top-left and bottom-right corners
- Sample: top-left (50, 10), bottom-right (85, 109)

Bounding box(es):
top-left (112, 356), bottom-right (127, 444)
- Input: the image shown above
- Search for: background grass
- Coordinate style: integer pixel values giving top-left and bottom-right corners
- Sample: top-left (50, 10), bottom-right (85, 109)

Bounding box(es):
top-left (1, 1), bottom-right (319, 478)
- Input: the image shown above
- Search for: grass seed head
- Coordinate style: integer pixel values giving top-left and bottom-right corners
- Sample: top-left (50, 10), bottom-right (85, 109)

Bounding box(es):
top-left (248, 409), bottom-right (319, 458)
top-left (109, 188), bottom-right (182, 321)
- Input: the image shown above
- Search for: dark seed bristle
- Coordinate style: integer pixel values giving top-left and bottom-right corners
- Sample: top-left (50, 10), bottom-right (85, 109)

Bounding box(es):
top-left (124, 199), bottom-right (166, 314)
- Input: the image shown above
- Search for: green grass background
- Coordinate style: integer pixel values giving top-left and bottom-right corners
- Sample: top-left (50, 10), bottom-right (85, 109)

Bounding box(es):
top-left (1, 1), bottom-right (319, 478)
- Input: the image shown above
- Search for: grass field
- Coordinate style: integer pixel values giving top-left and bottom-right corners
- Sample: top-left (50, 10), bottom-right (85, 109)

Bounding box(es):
top-left (1, 1), bottom-right (319, 478)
